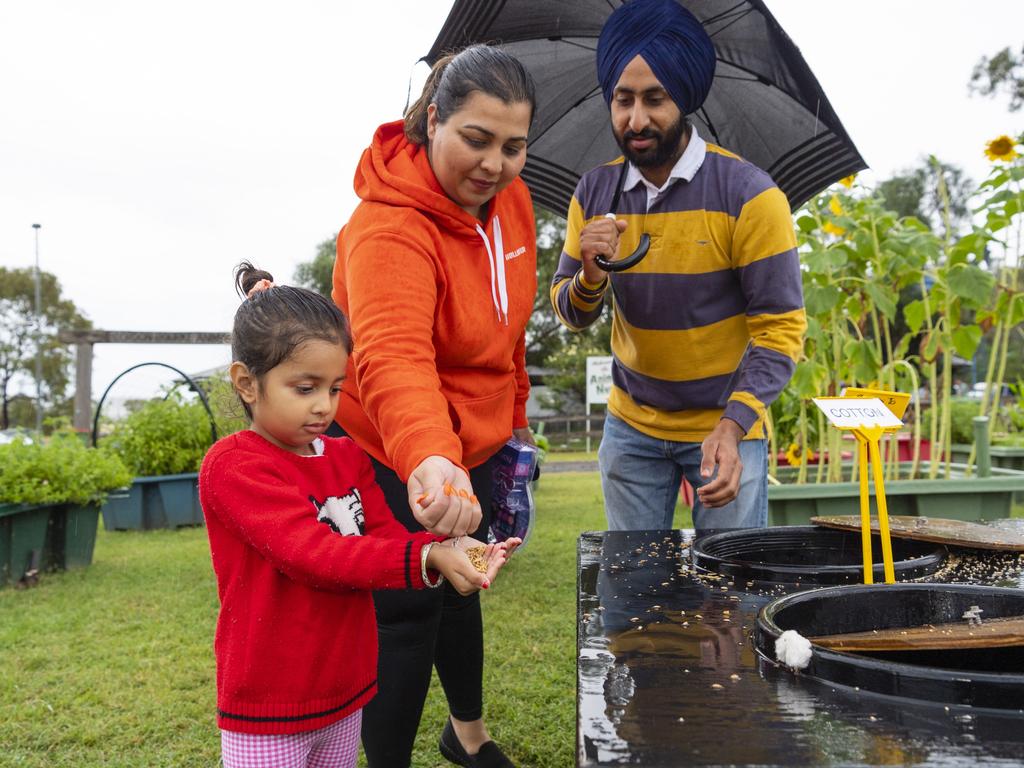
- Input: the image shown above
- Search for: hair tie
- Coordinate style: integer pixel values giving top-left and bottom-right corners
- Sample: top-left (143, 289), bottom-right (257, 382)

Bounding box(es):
top-left (246, 278), bottom-right (274, 298)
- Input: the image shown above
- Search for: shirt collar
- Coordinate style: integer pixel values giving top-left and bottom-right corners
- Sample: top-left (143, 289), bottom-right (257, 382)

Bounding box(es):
top-left (623, 124), bottom-right (707, 194)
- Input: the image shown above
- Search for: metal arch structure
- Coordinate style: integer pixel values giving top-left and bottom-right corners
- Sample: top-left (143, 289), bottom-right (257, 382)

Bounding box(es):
top-left (91, 362), bottom-right (218, 448)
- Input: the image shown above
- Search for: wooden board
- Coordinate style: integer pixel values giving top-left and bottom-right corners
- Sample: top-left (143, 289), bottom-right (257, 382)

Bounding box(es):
top-left (809, 615), bottom-right (1024, 651)
top-left (811, 515), bottom-right (1024, 552)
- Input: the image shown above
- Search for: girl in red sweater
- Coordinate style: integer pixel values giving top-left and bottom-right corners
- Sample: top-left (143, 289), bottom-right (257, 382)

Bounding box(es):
top-left (200, 262), bottom-right (516, 768)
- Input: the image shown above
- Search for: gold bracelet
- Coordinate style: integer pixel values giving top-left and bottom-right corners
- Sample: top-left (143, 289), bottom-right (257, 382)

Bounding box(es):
top-left (421, 542), bottom-right (444, 588)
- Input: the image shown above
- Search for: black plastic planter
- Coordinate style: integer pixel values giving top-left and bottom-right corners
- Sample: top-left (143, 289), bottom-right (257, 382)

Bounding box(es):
top-left (691, 526), bottom-right (947, 584)
top-left (755, 583), bottom-right (1024, 710)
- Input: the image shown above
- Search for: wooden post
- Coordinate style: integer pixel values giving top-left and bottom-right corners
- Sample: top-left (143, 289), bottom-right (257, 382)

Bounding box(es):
top-left (73, 342), bottom-right (93, 434)
top-left (58, 329), bottom-right (230, 436)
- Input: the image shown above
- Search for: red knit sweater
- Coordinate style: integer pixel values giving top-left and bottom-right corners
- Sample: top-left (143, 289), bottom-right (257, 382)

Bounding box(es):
top-left (199, 430), bottom-right (437, 734)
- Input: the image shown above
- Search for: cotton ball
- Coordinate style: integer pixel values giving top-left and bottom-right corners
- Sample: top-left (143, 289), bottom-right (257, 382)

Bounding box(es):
top-left (775, 630), bottom-right (812, 670)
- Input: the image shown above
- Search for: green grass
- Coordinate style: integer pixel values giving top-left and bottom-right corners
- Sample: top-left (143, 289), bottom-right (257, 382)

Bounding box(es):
top-left (544, 450), bottom-right (598, 463)
top-left (0, 472), bottom-right (693, 767)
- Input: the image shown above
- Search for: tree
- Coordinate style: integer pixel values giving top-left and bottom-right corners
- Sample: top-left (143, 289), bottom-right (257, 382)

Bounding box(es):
top-left (0, 267), bottom-right (91, 430)
top-left (293, 236), bottom-right (337, 297)
top-left (529, 207), bottom-right (612, 410)
top-left (877, 158), bottom-right (974, 240)
top-left (970, 45), bottom-right (1024, 112)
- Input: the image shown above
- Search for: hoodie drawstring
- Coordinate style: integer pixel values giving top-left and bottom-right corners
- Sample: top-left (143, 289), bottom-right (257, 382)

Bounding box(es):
top-left (476, 217), bottom-right (509, 325)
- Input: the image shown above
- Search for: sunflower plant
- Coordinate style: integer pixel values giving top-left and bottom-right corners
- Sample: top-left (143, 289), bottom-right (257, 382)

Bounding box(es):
top-left (778, 179), bottom-right (934, 484)
top-left (959, 133), bottom-right (1024, 471)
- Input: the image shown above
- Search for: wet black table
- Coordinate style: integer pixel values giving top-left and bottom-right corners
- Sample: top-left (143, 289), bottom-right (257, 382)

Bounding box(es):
top-left (577, 529), bottom-right (1024, 767)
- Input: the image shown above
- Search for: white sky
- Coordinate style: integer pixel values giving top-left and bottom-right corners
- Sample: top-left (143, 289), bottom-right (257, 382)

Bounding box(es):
top-left (2, 1), bottom-right (1023, 402)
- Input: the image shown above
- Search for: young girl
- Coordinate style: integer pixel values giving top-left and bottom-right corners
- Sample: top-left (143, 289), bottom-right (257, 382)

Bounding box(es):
top-left (199, 262), bottom-right (514, 768)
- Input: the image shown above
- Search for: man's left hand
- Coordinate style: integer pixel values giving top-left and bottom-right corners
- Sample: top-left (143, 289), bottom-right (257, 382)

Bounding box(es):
top-left (697, 419), bottom-right (745, 508)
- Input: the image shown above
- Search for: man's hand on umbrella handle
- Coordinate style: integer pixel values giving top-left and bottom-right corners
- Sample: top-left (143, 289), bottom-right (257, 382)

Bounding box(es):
top-left (408, 455), bottom-right (481, 537)
top-left (697, 419), bottom-right (745, 508)
top-left (579, 216), bottom-right (627, 285)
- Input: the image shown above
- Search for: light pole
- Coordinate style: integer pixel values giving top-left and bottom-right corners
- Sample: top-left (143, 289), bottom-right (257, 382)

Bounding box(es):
top-left (32, 223), bottom-right (42, 434)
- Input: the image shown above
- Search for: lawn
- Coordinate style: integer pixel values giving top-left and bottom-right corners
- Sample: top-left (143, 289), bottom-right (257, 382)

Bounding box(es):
top-left (0, 472), bottom-right (692, 768)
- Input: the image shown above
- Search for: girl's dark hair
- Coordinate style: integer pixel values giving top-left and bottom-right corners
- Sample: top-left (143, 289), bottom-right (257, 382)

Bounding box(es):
top-left (231, 261), bottom-right (353, 416)
top-left (404, 44), bottom-right (537, 144)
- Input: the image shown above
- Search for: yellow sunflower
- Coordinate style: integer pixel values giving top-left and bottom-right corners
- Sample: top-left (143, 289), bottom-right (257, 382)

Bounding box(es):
top-left (984, 135), bottom-right (1019, 162)
top-left (828, 194), bottom-right (844, 216)
top-left (823, 221), bottom-right (845, 237)
top-left (785, 443), bottom-right (803, 466)
top-left (785, 443), bottom-right (816, 467)
top-left (839, 174), bottom-right (856, 188)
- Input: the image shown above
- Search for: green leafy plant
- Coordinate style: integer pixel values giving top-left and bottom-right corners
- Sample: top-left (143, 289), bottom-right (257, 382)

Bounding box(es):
top-left (103, 391), bottom-right (215, 477)
top-left (921, 398), bottom-right (980, 446)
top-left (0, 432), bottom-right (131, 506)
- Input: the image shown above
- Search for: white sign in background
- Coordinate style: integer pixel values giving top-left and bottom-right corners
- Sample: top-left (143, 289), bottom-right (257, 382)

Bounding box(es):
top-left (812, 397), bottom-right (904, 430)
top-left (586, 356), bottom-right (613, 407)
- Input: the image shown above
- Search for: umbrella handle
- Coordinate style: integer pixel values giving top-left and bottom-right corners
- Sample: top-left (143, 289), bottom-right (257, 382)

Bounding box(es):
top-left (595, 214), bottom-right (651, 272)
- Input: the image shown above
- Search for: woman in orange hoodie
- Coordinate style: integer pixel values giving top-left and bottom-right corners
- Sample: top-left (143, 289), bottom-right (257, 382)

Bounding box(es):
top-left (329, 45), bottom-right (537, 767)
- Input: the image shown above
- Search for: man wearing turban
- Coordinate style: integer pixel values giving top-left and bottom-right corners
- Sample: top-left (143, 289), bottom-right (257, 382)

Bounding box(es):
top-left (550, 0), bottom-right (806, 533)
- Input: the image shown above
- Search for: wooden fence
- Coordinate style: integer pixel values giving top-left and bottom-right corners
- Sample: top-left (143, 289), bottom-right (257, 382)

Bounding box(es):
top-left (530, 415), bottom-right (605, 451)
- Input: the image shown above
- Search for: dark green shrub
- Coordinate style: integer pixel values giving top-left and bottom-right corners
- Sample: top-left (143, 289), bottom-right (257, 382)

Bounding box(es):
top-left (0, 433), bottom-right (131, 505)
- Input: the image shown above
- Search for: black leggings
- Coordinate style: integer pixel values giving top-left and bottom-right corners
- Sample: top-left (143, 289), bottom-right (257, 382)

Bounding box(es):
top-left (327, 426), bottom-right (494, 767)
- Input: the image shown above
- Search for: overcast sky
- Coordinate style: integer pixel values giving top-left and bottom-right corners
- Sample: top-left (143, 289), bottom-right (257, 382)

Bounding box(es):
top-left (2, 1), bottom-right (1023, 404)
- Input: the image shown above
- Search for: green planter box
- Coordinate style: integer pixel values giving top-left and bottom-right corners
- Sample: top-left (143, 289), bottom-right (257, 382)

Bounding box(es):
top-left (0, 503), bottom-right (52, 588)
top-left (768, 463), bottom-right (1024, 526)
top-left (46, 504), bottom-right (102, 570)
top-left (949, 444), bottom-right (1024, 472)
top-left (101, 473), bottom-right (202, 531)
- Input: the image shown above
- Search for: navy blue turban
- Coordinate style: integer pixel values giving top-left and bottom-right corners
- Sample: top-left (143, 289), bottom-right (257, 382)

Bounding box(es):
top-left (596, 0), bottom-right (716, 115)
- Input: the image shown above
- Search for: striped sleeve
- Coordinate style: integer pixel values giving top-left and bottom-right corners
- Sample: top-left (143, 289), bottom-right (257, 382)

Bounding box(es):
top-left (722, 181), bottom-right (807, 432)
top-left (550, 194), bottom-right (607, 331)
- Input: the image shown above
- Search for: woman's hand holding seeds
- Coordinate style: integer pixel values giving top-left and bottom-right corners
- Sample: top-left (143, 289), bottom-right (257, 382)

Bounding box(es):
top-left (408, 455), bottom-right (482, 537)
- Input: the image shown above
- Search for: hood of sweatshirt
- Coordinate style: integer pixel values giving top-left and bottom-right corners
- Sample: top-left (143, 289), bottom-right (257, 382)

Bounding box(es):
top-left (335, 120), bottom-right (536, 478)
top-left (353, 120), bottom-right (514, 324)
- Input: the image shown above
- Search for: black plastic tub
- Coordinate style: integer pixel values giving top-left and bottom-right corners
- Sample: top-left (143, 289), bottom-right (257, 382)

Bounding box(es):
top-left (755, 583), bottom-right (1024, 710)
top-left (691, 526), bottom-right (947, 584)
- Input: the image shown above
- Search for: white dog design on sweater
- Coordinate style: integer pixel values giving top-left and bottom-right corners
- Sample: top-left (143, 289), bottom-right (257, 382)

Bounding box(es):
top-left (310, 488), bottom-right (365, 536)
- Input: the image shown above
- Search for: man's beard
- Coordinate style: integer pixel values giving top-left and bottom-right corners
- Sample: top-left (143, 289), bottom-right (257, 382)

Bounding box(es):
top-left (616, 116), bottom-right (688, 169)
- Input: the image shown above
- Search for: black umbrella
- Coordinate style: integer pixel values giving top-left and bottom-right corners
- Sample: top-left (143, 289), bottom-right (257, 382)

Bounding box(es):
top-left (426, 0), bottom-right (867, 216)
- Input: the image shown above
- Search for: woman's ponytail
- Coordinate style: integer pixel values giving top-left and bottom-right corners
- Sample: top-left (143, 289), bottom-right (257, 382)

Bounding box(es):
top-left (402, 45), bottom-right (535, 146)
top-left (404, 53), bottom-right (456, 144)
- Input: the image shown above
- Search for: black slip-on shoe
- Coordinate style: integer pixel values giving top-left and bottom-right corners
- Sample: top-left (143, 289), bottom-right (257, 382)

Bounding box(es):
top-left (438, 718), bottom-right (514, 768)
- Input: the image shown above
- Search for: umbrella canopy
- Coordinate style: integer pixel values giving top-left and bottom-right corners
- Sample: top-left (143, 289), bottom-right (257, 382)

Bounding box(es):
top-left (426, 0), bottom-right (867, 216)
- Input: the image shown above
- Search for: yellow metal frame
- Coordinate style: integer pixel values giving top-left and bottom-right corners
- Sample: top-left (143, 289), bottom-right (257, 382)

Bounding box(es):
top-left (816, 392), bottom-right (904, 584)
top-left (850, 424), bottom-right (899, 584)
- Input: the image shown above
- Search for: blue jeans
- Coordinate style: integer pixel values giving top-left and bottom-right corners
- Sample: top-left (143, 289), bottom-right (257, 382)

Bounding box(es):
top-left (598, 412), bottom-right (768, 533)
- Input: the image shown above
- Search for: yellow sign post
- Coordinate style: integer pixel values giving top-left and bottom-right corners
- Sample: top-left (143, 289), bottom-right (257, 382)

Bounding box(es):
top-left (813, 394), bottom-right (905, 584)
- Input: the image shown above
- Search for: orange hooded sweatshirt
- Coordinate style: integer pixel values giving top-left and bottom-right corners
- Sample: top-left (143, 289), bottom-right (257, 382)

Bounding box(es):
top-left (333, 120), bottom-right (537, 482)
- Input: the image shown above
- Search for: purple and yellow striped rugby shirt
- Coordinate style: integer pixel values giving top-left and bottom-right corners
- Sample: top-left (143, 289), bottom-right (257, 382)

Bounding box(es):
top-left (551, 134), bottom-right (806, 442)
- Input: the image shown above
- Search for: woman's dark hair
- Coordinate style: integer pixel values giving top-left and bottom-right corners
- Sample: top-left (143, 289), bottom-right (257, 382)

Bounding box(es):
top-left (231, 261), bottom-right (353, 416)
top-left (404, 44), bottom-right (537, 144)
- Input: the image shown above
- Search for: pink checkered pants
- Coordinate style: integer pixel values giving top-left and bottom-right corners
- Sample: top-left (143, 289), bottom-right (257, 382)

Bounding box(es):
top-left (221, 709), bottom-right (361, 768)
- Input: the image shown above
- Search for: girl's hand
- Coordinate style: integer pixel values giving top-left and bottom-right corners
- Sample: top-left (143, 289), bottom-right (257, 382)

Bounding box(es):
top-left (445, 536), bottom-right (521, 584)
top-left (408, 456), bottom-right (482, 537)
top-left (500, 536), bottom-right (523, 559)
top-left (427, 538), bottom-right (509, 595)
